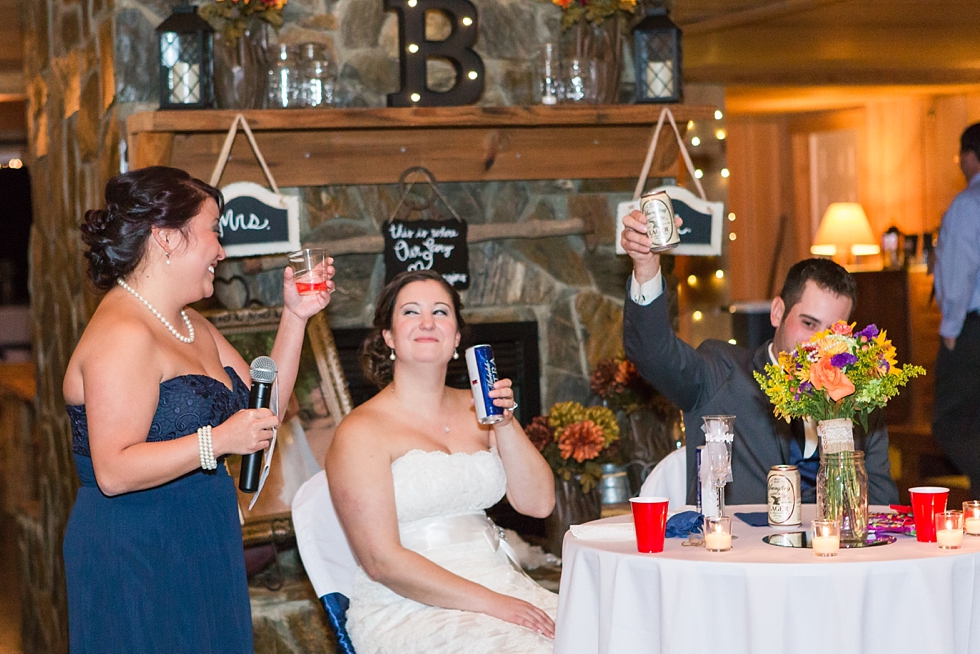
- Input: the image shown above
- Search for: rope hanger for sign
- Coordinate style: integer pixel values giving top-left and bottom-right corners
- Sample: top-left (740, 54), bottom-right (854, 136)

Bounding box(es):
top-left (384, 166), bottom-right (470, 289)
top-left (632, 106), bottom-right (707, 202)
top-left (209, 113), bottom-right (281, 193)
top-left (206, 114), bottom-right (300, 258)
top-left (387, 166), bottom-right (465, 224)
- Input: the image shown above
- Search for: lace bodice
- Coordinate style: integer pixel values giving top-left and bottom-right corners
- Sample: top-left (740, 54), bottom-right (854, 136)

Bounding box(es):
top-left (67, 366), bottom-right (248, 457)
top-left (391, 449), bottom-right (507, 524)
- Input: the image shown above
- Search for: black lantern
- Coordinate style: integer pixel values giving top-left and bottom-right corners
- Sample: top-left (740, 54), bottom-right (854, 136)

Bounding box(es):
top-left (632, 7), bottom-right (682, 104)
top-left (155, 3), bottom-right (214, 110)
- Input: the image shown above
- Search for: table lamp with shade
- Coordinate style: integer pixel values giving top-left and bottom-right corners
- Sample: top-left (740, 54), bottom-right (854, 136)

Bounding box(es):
top-left (810, 202), bottom-right (880, 266)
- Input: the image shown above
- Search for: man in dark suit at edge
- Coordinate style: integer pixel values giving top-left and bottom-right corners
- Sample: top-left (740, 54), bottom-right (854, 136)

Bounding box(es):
top-left (620, 210), bottom-right (898, 506)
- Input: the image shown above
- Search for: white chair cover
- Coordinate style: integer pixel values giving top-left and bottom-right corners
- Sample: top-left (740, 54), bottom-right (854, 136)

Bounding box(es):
top-left (291, 470), bottom-right (358, 598)
top-left (638, 446), bottom-right (687, 510)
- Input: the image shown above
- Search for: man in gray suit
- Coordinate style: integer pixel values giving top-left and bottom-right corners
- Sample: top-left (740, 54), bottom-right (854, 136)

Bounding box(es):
top-left (620, 212), bottom-right (898, 506)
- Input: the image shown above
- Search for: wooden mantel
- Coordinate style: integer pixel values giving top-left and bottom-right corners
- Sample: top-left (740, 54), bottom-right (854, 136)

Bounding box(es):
top-left (126, 105), bottom-right (715, 187)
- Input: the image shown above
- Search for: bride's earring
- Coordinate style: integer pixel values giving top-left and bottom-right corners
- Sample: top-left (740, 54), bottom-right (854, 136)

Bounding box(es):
top-left (453, 349), bottom-right (459, 360)
top-left (389, 349), bottom-right (396, 361)
top-left (165, 251), bottom-right (171, 266)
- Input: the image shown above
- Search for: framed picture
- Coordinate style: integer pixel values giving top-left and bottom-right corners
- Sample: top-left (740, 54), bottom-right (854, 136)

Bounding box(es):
top-left (205, 307), bottom-right (352, 546)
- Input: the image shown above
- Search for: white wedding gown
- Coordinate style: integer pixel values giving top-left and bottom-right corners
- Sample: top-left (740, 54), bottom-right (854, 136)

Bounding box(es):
top-left (347, 448), bottom-right (558, 654)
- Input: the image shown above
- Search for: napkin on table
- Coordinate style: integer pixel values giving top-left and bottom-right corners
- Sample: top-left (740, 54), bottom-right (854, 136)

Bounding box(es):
top-left (569, 522), bottom-right (636, 540)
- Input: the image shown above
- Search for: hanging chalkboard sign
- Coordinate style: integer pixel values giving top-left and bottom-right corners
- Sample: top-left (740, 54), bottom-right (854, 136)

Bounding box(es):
top-left (218, 181), bottom-right (300, 258)
top-left (384, 218), bottom-right (469, 288)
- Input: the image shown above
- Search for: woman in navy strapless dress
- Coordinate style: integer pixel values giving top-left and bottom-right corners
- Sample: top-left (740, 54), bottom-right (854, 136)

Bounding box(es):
top-left (62, 166), bottom-right (334, 653)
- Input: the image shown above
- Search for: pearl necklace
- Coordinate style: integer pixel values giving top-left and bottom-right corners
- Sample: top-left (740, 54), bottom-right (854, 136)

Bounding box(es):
top-left (117, 278), bottom-right (195, 344)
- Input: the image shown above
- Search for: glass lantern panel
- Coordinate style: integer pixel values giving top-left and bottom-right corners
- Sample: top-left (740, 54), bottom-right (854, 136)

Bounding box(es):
top-left (637, 32), bottom-right (676, 99)
top-left (161, 32), bottom-right (203, 104)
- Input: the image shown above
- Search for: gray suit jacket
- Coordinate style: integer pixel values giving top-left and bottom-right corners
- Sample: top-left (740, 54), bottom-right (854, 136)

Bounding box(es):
top-left (623, 286), bottom-right (899, 506)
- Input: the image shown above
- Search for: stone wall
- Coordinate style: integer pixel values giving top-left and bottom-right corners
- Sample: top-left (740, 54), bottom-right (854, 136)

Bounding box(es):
top-left (19, 0), bottom-right (699, 651)
top-left (19, 0), bottom-right (118, 650)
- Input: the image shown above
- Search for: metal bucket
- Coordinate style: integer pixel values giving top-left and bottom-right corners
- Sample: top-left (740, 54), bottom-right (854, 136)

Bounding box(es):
top-left (599, 463), bottom-right (633, 505)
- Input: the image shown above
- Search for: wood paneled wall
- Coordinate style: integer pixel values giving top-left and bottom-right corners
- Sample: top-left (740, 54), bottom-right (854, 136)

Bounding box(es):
top-left (728, 90), bottom-right (980, 302)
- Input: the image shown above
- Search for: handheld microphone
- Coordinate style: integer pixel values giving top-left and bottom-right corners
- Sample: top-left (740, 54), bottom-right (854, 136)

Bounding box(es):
top-left (239, 356), bottom-right (278, 493)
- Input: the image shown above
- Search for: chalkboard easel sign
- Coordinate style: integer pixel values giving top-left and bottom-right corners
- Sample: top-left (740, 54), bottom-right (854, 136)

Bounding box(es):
top-left (615, 185), bottom-right (724, 256)
top-left (383, 218), bottom-right (470, 288)
top-left (219, 181), bottom-right (300, 258)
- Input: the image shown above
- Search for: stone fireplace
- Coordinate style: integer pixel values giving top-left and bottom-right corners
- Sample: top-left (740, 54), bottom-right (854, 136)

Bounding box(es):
top-left (17, 1), bottom-right (694, 650)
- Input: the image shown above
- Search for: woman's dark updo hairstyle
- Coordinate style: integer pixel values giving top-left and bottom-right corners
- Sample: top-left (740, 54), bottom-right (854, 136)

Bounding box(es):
top-left (361, 270), bottom-right (465, 389)
top-left (80, 166), bottom-right (223, 290)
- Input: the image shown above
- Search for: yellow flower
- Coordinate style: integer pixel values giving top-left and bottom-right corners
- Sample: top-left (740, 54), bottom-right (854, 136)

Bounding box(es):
top-left (875, 331), bottom-right (899, 375)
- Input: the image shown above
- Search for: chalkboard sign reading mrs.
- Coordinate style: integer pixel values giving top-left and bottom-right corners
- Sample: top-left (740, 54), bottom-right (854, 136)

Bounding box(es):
top-left (384, 218), bottom-right (469, 289)
top-left (219, 182), bottom-right (300, 258)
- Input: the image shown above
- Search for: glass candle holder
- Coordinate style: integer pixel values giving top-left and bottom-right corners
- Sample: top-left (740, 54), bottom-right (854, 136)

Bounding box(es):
top-left (811, 519), bottom-right (840, 557)
top-left (936, 510), bottom-right (964, 549)
top-left (963, 501), bottom-right (980, 536)
top-left (703, 515), bottom-right (732, 552)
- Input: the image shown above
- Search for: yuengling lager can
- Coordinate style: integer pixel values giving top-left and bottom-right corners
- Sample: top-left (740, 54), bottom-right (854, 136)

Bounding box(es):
top-left (639, 190), bottom-right (680, 252)
top-left (767, 465), bottom-right (802, 527)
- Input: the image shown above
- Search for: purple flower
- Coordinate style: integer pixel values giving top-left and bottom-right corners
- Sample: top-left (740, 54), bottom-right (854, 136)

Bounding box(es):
top-left (856, 324), bottom-right (879, 340)
top-left (800, 381), bottom-right (813, 393)
top-left (831, 352), bottom-right (858, 369)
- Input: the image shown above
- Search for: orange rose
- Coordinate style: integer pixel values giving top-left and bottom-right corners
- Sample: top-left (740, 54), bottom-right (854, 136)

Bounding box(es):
top-left (808, 357), bottom-right (855, 401)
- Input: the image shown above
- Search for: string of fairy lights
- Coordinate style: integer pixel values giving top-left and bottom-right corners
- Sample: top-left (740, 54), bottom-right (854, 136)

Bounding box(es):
top-left (678, 106), bottom-right (739, 346)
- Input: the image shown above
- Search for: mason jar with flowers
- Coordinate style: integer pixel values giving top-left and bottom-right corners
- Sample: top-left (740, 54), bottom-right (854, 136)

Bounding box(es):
top-left (200, 0), bottom-right (288, 109)
top-left (548, 0), bottom-right (637, 103)
top-left (526, 401), bottom-right (619, 554)
top-left (754, 322), bottom-right (924, 544)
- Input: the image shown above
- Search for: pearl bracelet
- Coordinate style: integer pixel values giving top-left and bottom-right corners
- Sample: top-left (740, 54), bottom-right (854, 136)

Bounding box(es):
top-left (197, 425), bottom-right (216, 470)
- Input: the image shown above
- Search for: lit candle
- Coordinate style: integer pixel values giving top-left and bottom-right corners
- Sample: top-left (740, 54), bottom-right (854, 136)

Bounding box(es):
top-left (937, 528), bottom-right (963, 549)
top-left (704, 530), bottom-right (731, 552)
top-left (170, 62), bottom-right (200, 104)
top-left (645, 61), bottom-right (673, 98)
top-left (812, 535), bottom-right (840, 556)
top-left (965, 517), bottom-right (980, 535)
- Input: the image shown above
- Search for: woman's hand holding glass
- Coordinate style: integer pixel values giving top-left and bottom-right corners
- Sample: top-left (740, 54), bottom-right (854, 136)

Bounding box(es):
top-left (282, 256), bottom-right (336, 319)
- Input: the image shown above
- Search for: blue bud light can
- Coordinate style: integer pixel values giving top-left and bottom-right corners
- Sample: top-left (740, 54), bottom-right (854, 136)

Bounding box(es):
top-left (465, 344), bottom-right (505, 425)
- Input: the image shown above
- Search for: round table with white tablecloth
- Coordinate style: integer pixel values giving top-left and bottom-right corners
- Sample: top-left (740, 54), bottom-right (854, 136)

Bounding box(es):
top-left (554, 504), bottom-right (980, 654)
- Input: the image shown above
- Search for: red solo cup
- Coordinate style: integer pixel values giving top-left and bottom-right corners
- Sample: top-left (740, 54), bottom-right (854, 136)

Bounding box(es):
top-left (909, 486), bottom-right (950, 542)
top-left (630, 497), bottom-right (669, 553)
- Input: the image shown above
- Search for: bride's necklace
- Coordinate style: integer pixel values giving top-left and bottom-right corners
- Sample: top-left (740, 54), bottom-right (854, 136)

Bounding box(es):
top-left (117, 278), bottom-right (195, 344)
top-left (390, 384), bottom-right (451, 432)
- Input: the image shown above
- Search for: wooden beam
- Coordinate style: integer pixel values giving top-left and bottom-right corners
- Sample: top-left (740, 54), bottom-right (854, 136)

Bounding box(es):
top-left (240, 218), bottom-right (592, 272)
top-left (171, 125), bottom-right (682, 186)
top-left (127, 105), bottom-right (707, 186)
top-left (680, 0), bottom-right (848, 36)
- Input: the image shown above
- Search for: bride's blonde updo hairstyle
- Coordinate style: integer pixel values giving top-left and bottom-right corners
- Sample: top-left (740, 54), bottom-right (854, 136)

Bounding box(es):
top-left (80, 166), bottom-right (223, 290)
top-left (361, 270), bottom-right (465, 388)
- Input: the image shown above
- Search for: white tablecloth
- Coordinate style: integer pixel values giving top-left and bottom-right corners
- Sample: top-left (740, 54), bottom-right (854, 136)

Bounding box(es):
top-left (555, 504), bottom-right (980, 654)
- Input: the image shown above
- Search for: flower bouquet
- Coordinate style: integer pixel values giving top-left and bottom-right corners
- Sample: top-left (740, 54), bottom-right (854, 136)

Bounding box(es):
top-left (200, 0), bottom-right (287, 44)
top-left (754, 321), bottom-right (925, 543)
top-left (527, 401), bottom-right (620, 494)
top-left (550, 0), bottom-right (637, 31)
top-left (529, 401), bottom-right (619, 555)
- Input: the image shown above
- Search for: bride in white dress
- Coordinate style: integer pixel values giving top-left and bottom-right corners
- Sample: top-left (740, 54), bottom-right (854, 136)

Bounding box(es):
top-left (326, 270), bottom-right (558, 654)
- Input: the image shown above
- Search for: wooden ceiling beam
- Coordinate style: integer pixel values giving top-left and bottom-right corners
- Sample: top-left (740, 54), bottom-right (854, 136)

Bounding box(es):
top-left (679, 0), bottom-right (848, 36)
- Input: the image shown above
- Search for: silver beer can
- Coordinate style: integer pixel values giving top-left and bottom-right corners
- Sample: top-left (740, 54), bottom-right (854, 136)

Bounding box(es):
top-left (640, 190), bottom-right (680, 252)
top-left (767, 465), bottom-right (802, 527)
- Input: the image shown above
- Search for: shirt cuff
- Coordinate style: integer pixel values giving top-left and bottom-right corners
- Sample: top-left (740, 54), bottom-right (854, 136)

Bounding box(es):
top-left (629, 270), bottom-right (664, 306)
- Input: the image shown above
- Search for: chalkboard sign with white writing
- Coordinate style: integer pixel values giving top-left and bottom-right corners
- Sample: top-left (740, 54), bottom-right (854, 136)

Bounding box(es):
top-left (219, 182), bottom-right (300, 258)
top-left (383, 218), bottom-right (469, 288)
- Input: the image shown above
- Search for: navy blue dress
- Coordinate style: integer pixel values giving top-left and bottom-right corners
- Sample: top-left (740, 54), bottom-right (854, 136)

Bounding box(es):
top-left (63, 367), bottom-right (254, 653)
